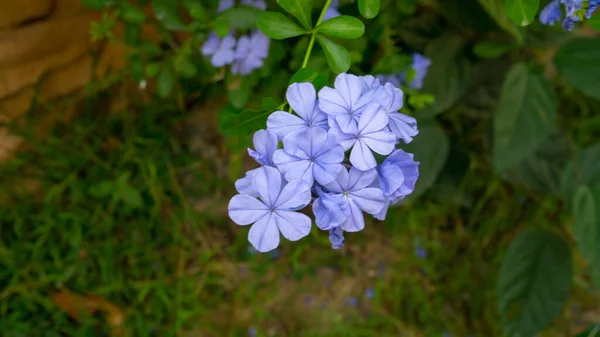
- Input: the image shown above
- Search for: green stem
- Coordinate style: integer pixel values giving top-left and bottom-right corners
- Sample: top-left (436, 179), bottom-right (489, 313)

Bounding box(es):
top-left (288, 0), bottom-right (333, 112)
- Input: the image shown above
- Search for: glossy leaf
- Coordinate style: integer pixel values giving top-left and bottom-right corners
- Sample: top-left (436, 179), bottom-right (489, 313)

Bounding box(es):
top-left (473, 41), bottom-right (514, 59)
top-left (498, 228), bottom-right (572, 337)
top-left (316, 35), bottom-right (351, 74)
top-left (554, 38), bottom-right (600, 100)
top-left (494, 63), bottom-right (556, 171)
top-left (277, 0), bottom-right (313, 29)
top-left (505, 0), bottom-right (539, 26)
top-left (289, 67), bottom-right (328, 90)
top-left (257, 12), bottom-right (309, 39)
top-left (221, 109), bottom-right (271, 135)
top-left (572, 185), bottom-right (600, 286)
top-left (478, 0), bottom-right (524, 43)
top-left (317, 16), bottom-right (365, 39)
top-left (358, 0), bottom-right (381, 19)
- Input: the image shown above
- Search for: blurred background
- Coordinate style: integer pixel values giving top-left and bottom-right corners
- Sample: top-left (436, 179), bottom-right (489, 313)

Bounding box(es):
top-left (1, 0), bottom-right (599, 336)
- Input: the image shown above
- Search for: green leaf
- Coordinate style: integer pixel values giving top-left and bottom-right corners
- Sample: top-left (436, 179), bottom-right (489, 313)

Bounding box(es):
top-left (121, 185), bottom-right (144, 209)
top-left (221, 109), bottom-right (271, 135)
top-left (152, 0), bottom-right (187, 31)
top-left (215, 6), bottom-right (262, 31)
top-left (227, 73), bottom-right (260, 109)
top-left (562, 143), bottom-right (600, 203)
top-left (372, 54), bottom-right (412, 75)
top-left (358, 0), bottom-right (381, 19)
top-left (554, 38), bottom-right (600, 100)
top-left (402, 120), bottom-right (449, 200)
top-left (472, 40), bottom-right (514, 59)
top-left (477, 0), bottom-right (524, 43)
top-left (572, 185), bottom-right (600, 286)
top-left (262, 97), bottom-right (278, 111)
top-left (257, 12), bottom-right (309, 39)
top-left (316, 35), bottom-right (351, 74)
top-left (120, 2), bottom-right (147, 24)
top-left (145, 62), bottom-right (161, 78)
top-left (124, 23), bottom-right (141, 46)
top-left (181, 0), bottom-right (207, 21)
top-left (81, 0), bottom-right (116, 10)
top-left (157, 64), bottom-right (175, 98)
top-left (316, 16), bottom-right (365, 39)
top-left (505, 0), bottom-right (539, 26)
top-left (277, 0), bottom-right (313, 29)
top-left (589, 13), bottom-right (600, 32)
top-left (493, 63), bottom-right (556, 171)
top-left (419, 33), bottom-right (471, 118)
top-left (498, 228), bottom-right (573, 337)
top-left (575, 324), bottom-right (600, 337)
top-left (289, 67), bottom-right (328, 90)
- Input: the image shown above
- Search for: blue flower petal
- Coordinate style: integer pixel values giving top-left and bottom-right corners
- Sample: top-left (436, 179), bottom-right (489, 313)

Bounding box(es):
top-left (275, 210), bottom-right (312, 241)
top-left (248, 213), bottom-right (280, 252)
top-left (228, 194), bottom-right (269, 225)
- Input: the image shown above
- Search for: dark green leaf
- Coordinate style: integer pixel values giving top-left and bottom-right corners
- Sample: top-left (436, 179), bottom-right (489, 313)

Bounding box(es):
top-left (215, 6), bottom-right (262, 31)
top-left (402, 121), bottom-right (449, 200)
top-left (157, 64), bottom-right (175, 98)
top-left (438, 0), bottom-right (501, 32)
top-left (81, 0), bottom-right (116, 10)
top-left (589, 14), bottom-right (600, 32)
top-left (257, 12), bottom-right (309, 39)
top-left (121, 3), bottom-right (147, 24)
top-left (89, 181), bottom-right (116, 198)
top-left (494, 63), bottom-right (557, 171)
top-left (289, 67), bottom-right (328, 90)
top-left (477, 0), bottom-right (524, 43)
top-left (316, 16), bottom-right (365, 39)
top-left (129, 53), bottom-right (144, 82)
top-left (227, 74), bottom-right (260, 109)
top-left (121, 185), bottom-right (144, 209)
top-left (277, 0), bottom-right (313, 29)
top-left (473, 41), bottom-right (514, 59)
top-left (575, 324), bottom-right (600, 337)
top-left (572, 185), bottom-right (600, 286)
top-left (562, 143), bottom-right (600, 203)
top-left (358, 0), bottom-right (380, 19)
top-left (505, 0), bottom-right (539, 26)
top-left (262, 97), bottom-right (278, 111)
top-left (498, 228), bottom-right (573, 337)
top-left (554, 38), bottom-right (600, 100)
top-left (124, 23), bottom-right (141, 46)
top-left (175, 56), bottom-right (197, 78)
top-left (152, 0), bottom-right (188, 31)
top-left (181, 0), bottom-right (207, 20)
top-left (145, 62), bottom-right (161, 78)
top-left (372, 54), bottom-right (412, 75)
top-left (221, 109), bottom-right (271, 135)
top-left (316, 35), bottom-right (351, 74)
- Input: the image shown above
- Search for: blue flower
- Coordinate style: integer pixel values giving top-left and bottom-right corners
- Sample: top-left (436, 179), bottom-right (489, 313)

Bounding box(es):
top-left (218, 0), bottom-right (234, 13)
top-left (273, 127), bottom-right (345, 185)
top-left (323, 0), bottom-right (341, 21)
top-left (407, 53), bottom-right (431, 89)
top-left (329, 103), bottom-right (396, 171)
top-left (587, 0), bottom-right (600, 18)
top-left (329, 227), bottom-right (345, 249)
top-left (561, 0), bottom-right (583, 30)
top-left (375, 74), bottom-right (402, 88)
top-left (324, 168), bottom-right (386, 232)
top-left (377, 149), bottom-right (420, 202)
top-left (364, 288), bottom-right (375, 300)
top-left (248, 327), bottom-right (258, 337)
top-left (232, 30), bottom-right (270, 75)
top-left (267, 82), bottom-right (328, 140)
top-left (228, 166), bottom-right (312, 252)
top-left (201, 32), bottom-right (237, 68)
top-left (539, 0), bottom-right (562, 25)
top-left (319, 73), bottom-right (389, 133)
top-left (415, 246), bottom-right (428, 259)
top-left (241, 0), bottom-right (267, 10)
top-left (248, 129), bottom-right (278, 166)
top-left (313, 188), bottom-right (349, 230)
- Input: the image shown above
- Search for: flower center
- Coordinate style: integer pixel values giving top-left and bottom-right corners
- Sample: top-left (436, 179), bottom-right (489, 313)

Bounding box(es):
top-left (270, 207), bottom-right (276, 213)
top-left (343, 190), bottom-right (350, 196)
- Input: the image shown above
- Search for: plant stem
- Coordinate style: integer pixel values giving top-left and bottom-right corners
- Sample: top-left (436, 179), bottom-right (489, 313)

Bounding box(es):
top-left (289, 0), bottom-right (333, 112)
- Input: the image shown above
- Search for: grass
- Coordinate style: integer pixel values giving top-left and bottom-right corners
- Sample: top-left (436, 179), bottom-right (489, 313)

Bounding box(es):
top-left (0, 79), bottom-right (598, 337)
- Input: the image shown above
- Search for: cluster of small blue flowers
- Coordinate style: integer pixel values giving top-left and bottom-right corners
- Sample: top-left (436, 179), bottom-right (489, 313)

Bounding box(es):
top-left (375, 53), bottom-right (432, 91)
top-left (540, 0), bottom-right (599, 30)
top-left (228, 73), bottom-right (421, 252)
top-left (201, 0), bottom-right (270, 75)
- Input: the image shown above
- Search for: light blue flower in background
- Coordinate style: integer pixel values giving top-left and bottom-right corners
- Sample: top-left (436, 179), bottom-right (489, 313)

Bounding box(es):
top-left (561, 0), bottom-right (583, 30)
top-left (375, 74), bottom-right (402, 88)
top-left (329, 103), bottom-right (395, 171)
top-left (267, 82), bottom-right (328, 140)
top-left (407, 53), bottom-right (431, 89)
top-left (217, 0), bottom-right (234, 13)
top-left (228, 166), bottom-right (312, 252)
top-left (313, 187), bottom-right (349, 230)
top-left (324, 168), bottom-right (386, 232)
top-left (201, 32), bottom-right (237, 68)
top-left (587, 0), bottom-right (600, 18)
top-left (323, 0), bottom-right (341, 21)
top-left (247, 129), bottom-right (278, 166)
top-left (241, 0), bottom-right (267, 10)
top-left (232, 30), bottom-right (270, 75)
top-left (273, 127), bottom-right (345, 185)
top-left (319, 73), bottom-right (389, 133)
top-left (329, 227), bottom-right (345, 249)
top-left (539, 0), bottom-right (562, 25)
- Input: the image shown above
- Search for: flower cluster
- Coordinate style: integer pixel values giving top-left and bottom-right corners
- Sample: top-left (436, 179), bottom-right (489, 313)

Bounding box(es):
top-left (539, 0), bottom-right (599, 30)
top-left (375, 53), bottom-right (432, 90)
top-left (228, 73), bottom-right (421, 252)
top-left (201, 0), bottom-right (270, 75)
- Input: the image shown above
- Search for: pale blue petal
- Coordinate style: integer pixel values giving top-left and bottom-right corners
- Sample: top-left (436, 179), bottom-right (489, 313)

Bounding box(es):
top-left (348, 167), bottom-right (378, 191)
top-left (313, 193), bottom-right (349, 230)
top-left (360, 75), bottom-right (381, 91)
top-left (382, 83), bottom-right (404, 113)
top-left (354, 87), bottom-right (389, 116)
top-left (350, 187), bottom-right (386, 215)
top-left (228, 194), bottom-right (269, 225)
top-left (361, 130), bottom-right (396, 155)
top-left (325, 168), bottom-right (350, 193)
top-left (318, 87), bottom-right (349, 116)
top-left (235, 169), bottom-right (258, 197)
top-left (248, 129), bottom-right (278, 166)
top-left (380, 149), bottom-right (420, 198)
top-left (201, 33), bottom-right (220, 56)
top-left (373, 199), bottom-right (390, 221)
top-left (315, 135), bottom-right (345, 163)
top-left (350, 140), bottom-right (377, 171)
top-left (275, 211), bottom-right (312, 241)
top-left (334, 73), bottom-right (364, 111)
top-left (389, 112), bottom-right (418, 143)
top-left (287, 82), bottom-right (317, 121)
top-left (241, 0), bottom-right (267, 10)
top-left (248, 214), bottom-right (280, 252)
top-left (218, 0), bottom-right (235, 13)
top-left (409, 53), bottom-right (431, 90)
top-left (251, 166), bottom-right (282, 207)
top-left (335, 114), bottom-right (359, 134)
top-left (308, 103), bottom-right (329, 129)
top-left (539, 0), bottom-right (562, 25)
top-left (267, 111), bottom-right (307, 140)
top-left (378, 164), bottom-right (405, 196)
top-left (314, 162), bottom-right (343, 185)
top-left (275, 179), bottom-right (311, 210)
top-left (358, 104), bottom-right (389, 134)
top-left (341, 200), bottom-right (365, 232)
top-left (273, 149), bottom-right (313, 184)
top-left (329, 227), bottom-right (345, 249)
